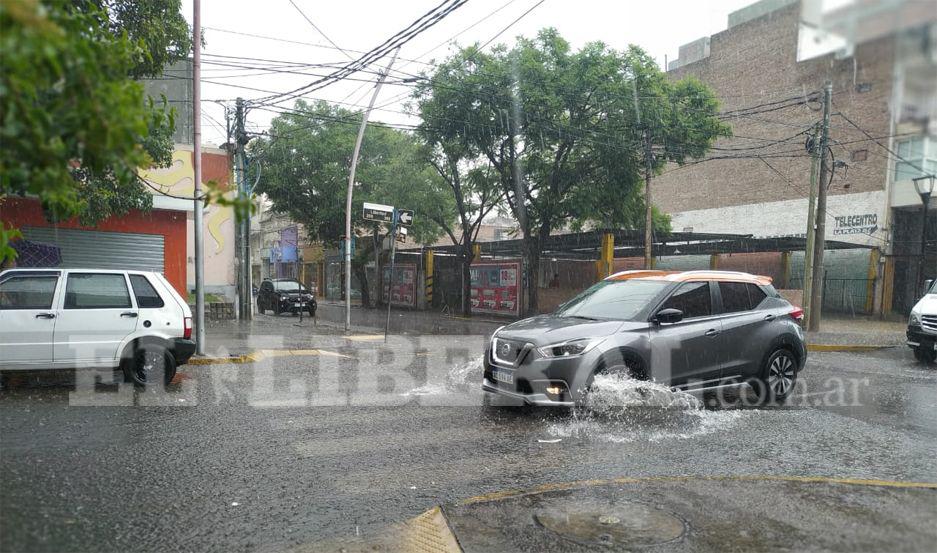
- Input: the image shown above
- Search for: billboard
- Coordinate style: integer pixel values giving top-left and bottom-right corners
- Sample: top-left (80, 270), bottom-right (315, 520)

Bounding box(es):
top-left (470, 261), bottom-right (520, 316)
top-left (382, 263), bottom-right (417, 307)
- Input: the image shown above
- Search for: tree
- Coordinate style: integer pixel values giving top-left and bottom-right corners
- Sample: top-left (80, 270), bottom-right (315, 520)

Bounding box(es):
top-left (417, 138), bottom-right (504, 317)
top-left (414, 29), bottom-right (729, 314)
top-left (0, 0), bottom-right (190, 261)
top-left (253, 100), bottom-right (452, 308)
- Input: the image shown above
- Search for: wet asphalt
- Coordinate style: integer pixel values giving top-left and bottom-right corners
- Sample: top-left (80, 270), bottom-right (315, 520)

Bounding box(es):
top-left (1, 324), bottom-right (936, 552)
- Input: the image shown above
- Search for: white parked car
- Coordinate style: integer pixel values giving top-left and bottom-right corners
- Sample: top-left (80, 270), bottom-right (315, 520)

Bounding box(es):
top-left (907, 278), bottom-right (937, 364)
top-left (0, 268), bottom-right (195, 385)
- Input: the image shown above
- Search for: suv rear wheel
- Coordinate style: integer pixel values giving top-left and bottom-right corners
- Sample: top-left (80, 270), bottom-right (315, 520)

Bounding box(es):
top-left (751, 348), bottom-right (797, 403)
top-left (123, 343), bottom-right (177, 387)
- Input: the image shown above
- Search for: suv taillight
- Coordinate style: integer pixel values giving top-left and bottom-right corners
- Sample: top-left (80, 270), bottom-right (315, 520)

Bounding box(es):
top-left (184, 316), bottom-right (193, 339)
top-left (789, 306), bottom-right (804, 322)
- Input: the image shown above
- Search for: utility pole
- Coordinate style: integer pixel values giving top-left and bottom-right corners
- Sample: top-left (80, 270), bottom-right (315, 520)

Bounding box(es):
top-left (192, 0), bottom-right (205, 354)
top-left (234, 97), bottom-right (252, 320)
top-left (344, 49), bottom-right (399, 332)
top-left (802, 124), bottom-right (820, 326)
top-left (808, 82), bottom-right (833, 332)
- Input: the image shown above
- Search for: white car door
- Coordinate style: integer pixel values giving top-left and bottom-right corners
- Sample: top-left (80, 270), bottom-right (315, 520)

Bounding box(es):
top-left (53, 271), bottom-right (139, 367)
top-left (0, 270), bottom-right (61, 367)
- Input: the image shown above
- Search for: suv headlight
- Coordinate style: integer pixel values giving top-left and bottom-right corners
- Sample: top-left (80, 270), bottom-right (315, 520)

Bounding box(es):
top-left (537, 338), bottom-right (604, 358)
top-left (490, 325), bottom-right (505, 344)
top-left (910, 311), bottom-right (921, 326)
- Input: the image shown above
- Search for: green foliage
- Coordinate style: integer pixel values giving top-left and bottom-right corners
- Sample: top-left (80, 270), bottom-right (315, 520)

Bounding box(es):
top-left (0, 0), bottom-right (190, 262)
top-left (415, 29), bottom-right (729, 237)
top-left (253, 100), bottom-right (453, 248)
top-left (414, 29), bottom-right (728, 311)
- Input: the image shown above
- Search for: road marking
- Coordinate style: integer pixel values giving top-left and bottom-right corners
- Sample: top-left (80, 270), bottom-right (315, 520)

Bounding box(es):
top-left (346, 334), bottom-right (385, 341)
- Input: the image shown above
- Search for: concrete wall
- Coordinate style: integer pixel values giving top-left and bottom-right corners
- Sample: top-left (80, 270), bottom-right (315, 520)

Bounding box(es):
top-left (657, 3), bottom-right (893, 217)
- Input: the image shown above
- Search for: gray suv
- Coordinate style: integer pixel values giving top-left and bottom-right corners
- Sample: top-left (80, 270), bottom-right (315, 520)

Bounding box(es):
top-left (482, 270), bottom-right (806, 406)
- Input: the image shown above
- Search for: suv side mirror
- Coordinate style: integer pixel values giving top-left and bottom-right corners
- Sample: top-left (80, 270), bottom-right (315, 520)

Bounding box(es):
top-left (655, 308), bottom-right (684, 325)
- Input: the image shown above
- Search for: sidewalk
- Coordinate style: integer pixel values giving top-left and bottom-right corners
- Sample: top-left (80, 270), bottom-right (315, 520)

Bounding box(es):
top-left (197, 303), bottom-right (906, 360)
top-left (805, 316), bottom-right (907, 348)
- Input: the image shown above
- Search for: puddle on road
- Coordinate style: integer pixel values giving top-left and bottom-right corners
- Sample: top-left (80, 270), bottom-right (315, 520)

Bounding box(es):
top-left (548, 374), bottom-right (748, 443)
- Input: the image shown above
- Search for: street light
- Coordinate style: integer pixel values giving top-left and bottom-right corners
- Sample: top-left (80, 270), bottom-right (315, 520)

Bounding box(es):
top-left (912, 175), bottom-right (935, 295)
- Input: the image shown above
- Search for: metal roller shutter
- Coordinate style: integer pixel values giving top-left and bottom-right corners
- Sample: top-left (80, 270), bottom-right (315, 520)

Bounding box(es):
top-left (21, 227), bottom-right (165, 273)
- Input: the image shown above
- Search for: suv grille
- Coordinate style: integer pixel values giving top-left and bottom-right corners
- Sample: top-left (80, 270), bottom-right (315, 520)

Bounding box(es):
top-left (492, 338), bottom-right (524, 365)
top-left (922, 315), bottom-right (937, 333)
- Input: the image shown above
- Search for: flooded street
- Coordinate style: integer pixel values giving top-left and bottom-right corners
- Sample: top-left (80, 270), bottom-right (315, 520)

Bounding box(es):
top-left (1, 345), bottom-right (936, 552)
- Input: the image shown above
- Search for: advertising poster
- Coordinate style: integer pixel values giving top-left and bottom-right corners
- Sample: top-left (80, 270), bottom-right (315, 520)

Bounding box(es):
top-left (382, 263), bottom-right (416, 307)
top-left (470, 261), bottom-right (520, 316)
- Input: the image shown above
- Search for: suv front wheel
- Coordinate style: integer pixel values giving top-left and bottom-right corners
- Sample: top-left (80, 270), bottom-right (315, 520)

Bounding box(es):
top-left (123, 343), bottom-right (177, 387)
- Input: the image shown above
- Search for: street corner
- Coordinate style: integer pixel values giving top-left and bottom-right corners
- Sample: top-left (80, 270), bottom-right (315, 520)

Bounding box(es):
top-left (400, 476), bottom-right (937, 552)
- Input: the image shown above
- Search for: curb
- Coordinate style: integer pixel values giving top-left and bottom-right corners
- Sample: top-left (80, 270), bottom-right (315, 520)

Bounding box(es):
top-left (806, 343), bottom-right (894, 352)
top-left (187, 348), bottom-right (347, 365)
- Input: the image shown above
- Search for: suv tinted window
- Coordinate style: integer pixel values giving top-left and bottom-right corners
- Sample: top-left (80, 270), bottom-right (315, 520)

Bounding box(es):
top-left (64, 273), bottom-right (131, 309)
top-left (129, 275), bottom-right (164, 308)
top-left (661, 281), bottom-right (712, 318)
top-left (719, 282), bottom-right (768, 312)
top-left (0, 275), bottom-right (58, 309)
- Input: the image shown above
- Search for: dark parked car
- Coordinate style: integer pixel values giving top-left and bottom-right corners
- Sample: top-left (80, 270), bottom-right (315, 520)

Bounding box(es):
top-left (257, 279), bottom-right (317, 316)
top-left (482, 270), bottom-right (806, 406)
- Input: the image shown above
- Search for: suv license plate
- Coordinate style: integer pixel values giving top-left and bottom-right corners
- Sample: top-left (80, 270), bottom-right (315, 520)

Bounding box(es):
top-left (492, 369), bottom-right (514, 384)
top-left (294, 303), bottom-right (302, 308)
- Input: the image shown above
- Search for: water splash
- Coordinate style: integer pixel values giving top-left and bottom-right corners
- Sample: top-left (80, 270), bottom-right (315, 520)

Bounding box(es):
top-left (548, 374), bottom-right (747, 443)
top-left (400, 357), bottom-right (484, 397)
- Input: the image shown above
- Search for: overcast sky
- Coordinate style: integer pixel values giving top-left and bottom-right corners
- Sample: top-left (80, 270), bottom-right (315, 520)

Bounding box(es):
top-left (181, 0), bottom-right (761, 146)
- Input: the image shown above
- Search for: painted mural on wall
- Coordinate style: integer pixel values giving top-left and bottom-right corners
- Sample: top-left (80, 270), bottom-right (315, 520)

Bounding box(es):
top-left (382, 263), bottom-right (416, 307)
top-left (139, 147), bottom-right (236, 290)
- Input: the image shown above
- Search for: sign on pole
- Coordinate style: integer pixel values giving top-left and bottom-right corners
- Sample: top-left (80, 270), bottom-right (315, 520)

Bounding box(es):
top-left (397, 209), bottom-right (414, 226)
top-left (363, 202), bottom-right (394, 223)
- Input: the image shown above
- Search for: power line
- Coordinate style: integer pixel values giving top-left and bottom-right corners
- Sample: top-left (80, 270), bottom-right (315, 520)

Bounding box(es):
top-left (834, 106), bottom-right (929, 175)
top-left (477, 0), bottom-right (546, 50)
top-left (251, 0), bottom-right (469, 107)
top-left (287, 0), bottom-right (355, 61)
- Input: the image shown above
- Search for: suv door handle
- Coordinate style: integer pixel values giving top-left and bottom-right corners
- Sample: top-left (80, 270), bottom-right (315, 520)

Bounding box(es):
top-left (704, 328), bottom-right (719, 337)
top-left (120, 312), bottom-right (138, 318)
top-left (764, 314), bottom-right (776, 321)
top-left (35, 313), bottom-right (56, 319)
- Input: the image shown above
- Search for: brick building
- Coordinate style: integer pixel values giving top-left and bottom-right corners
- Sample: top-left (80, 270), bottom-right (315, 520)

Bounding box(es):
top-left (656, 0), bottom-right (936, 314)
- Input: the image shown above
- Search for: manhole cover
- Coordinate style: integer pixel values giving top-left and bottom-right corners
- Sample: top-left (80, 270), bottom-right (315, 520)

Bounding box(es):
top-left (535, 499), bottom-right (685, 548)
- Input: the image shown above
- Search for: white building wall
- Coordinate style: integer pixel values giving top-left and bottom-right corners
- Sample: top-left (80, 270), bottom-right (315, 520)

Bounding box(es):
top-left (670, 190), bottom-right (887, 248)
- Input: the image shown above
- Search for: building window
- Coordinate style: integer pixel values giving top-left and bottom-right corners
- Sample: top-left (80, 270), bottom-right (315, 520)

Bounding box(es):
top-left (894, 136), bottom-right (937, 182)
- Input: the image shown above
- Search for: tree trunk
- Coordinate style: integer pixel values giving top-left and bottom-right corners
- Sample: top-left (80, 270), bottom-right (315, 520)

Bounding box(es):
top-left (523, 231), bottom-right (539, 316)
top-left (460, 247), bottom-right (473, 318)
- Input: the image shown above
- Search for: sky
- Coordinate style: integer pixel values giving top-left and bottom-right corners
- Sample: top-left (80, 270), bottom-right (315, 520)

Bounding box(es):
top-left (181, 0), bottom-right (763, 147)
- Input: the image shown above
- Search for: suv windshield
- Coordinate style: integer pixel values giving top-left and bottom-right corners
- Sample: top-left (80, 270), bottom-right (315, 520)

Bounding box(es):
top-left (274, 281), bottom-right (304, 292)
top-left (554, 279), bottom-right (670, 320)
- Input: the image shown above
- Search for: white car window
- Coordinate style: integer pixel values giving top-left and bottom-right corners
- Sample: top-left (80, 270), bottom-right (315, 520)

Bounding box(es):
top-left (64, 273), bottom-right (132, 309)
top-left (0, 274), bottom-right (58, 310)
